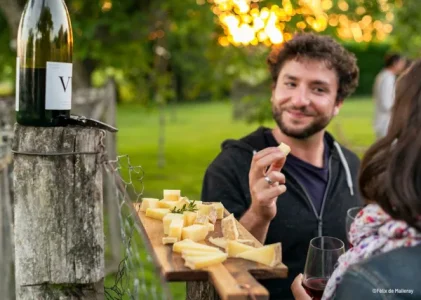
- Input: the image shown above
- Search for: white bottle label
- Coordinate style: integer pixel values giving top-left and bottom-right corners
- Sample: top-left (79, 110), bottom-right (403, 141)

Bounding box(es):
top-left (45, 62), bottom-right (72, 110)
top-left (15, 57), bottom-right (19, 112)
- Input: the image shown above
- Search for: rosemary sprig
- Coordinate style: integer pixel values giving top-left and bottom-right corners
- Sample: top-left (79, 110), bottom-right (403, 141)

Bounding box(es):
top-left (171, 200), bottom-right (198, 214)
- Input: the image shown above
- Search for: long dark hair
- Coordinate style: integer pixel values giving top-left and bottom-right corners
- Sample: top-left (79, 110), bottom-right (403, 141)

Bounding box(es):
top-left (359, 59), bottom-right (421, 231)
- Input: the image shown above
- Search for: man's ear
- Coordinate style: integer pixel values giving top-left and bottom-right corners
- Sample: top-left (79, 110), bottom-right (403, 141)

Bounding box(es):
top-left (333, 99), bottom-right (344, 116)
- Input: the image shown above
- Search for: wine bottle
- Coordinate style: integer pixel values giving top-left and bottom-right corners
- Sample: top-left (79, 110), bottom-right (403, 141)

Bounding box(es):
top-left (16, 0), bottom-right (73, 126)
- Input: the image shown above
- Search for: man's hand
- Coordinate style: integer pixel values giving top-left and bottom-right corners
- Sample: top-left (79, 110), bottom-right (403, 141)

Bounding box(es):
top-left (248, 147), bottom-right (287, 221)
top-left (291, 274), bottom-right (312, 300)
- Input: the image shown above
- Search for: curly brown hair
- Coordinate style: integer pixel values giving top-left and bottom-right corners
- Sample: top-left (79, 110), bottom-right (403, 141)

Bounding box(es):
top-left (267, 33), bottom-right (359, 102)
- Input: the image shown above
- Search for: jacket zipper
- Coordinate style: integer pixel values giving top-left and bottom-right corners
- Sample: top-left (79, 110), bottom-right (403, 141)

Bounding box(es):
top-left (285, 156), bottom-right (333, 237)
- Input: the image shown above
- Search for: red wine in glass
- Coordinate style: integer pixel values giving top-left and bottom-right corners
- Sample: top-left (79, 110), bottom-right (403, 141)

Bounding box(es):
top-left (302, 277), bottom-right (328, 300)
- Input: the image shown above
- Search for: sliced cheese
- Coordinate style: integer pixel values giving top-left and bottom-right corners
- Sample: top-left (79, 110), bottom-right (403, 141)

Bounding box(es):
top-left (221, 213), bottom-right (239, 240)
top-left (208, 237), bottom-right (227, 249)
top-left (145, 208), bottom-right (170, 220)
top-left (226, 240), bottom-right (255, 257)
top-left (184, 253), bottom-right (228, 270)
top-left (181, 249), bottom-right (223, 258)
top-left (162, 236), bottom-right (178, 244)
top-left (168, 218), bottom-right (184, 240)
top-left (173, 239), bottom-right (221, 253)
top-left (139, 198), bottom-right (159, 212)
top-left (278, 142), bottom-right (291, 156)
top-left (163, 213), bottom-right (184, 234)
top-left (163, 189), bottom-right (181, 201)
top-left (236, 243), bottom-right (282, 267)
top-left (181, 224), bottom-right (209, 242)
top-left (183, 211), bottom-right (197, 227)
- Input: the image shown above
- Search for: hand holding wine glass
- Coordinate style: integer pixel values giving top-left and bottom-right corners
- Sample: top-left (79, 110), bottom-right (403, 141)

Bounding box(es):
top-left (301, 236), bottom-right (345, 300)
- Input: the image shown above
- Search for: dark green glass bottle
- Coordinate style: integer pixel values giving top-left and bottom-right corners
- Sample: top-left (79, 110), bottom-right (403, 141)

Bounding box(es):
top-left (16, 0), bottom-right (73, 126)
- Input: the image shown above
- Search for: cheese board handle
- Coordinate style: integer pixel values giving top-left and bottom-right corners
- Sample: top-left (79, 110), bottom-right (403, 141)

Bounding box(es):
top-left (207, 263), bottom-right (269, 300)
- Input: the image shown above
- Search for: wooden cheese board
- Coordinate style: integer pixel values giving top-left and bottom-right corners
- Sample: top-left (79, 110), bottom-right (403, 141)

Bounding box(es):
top-left (132, 203), bottom-right (288, 300)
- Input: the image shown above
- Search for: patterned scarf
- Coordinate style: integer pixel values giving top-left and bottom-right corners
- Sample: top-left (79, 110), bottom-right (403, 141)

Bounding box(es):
top-left (322, 203), bottom-right (421, 300)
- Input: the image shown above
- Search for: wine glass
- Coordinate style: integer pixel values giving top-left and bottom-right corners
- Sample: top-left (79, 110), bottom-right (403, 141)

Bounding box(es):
top-left (302, 236), bottom-right (345, 300)
top-left (345, 207), bottom-right (362, 247)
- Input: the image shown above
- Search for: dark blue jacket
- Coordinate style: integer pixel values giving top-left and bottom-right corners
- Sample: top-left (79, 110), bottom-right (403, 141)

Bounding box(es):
top-left (335, 244), bottom-right (421, 299)
top-left (202, 127), bottom-right (362, 299)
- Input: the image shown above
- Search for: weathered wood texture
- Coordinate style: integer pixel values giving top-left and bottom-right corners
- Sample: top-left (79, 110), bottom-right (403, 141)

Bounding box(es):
top-left (13, 125), bottom-right (105, 299)
top-left (134, 205), bottom-right (288, 300)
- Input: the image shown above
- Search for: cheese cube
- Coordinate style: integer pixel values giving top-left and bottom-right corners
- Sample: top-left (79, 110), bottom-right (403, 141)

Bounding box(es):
top-left (236, 243), bottom-right (282, 267)
top-left (278, 142), bottom-right (291, 156)
top-left (163, 189), bottom-right (181, 201)
top-left (207, 223), bottom-right (214, 232)
top-left (173, 239), bottom-right (221, 253)
top-left (173, 198), bottom-right (190, 210)
top-left (208, 237), bottom-right (227, 249)
top-left (139, 198), bottom-right (159, 212)
top-left (183, 211), bottom-right (197, 226)
top-left (181, 224), bottom-right (209, 242)
top-left (226, 240), bottom-right (255, 257)
top-left (157, 200), bottom-right (178, 209)
top-left (162, 237), bottom-right (178, 244)
top-left (163, 213), bottom-right (184, 234)
top-left (194, 214), bottom-right (209, 225)
top-left (145, 208), bottom-right (170, 220)
top-left (184, 253), bottom-right (228, 270)
top-left (221, 213), bottom-right (239, 240)
top-left (212, 202), bottom-right (225, 219)
top-left (169, 218), bottom-right (184, 240)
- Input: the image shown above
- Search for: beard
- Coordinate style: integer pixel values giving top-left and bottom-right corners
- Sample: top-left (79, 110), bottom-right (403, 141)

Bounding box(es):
top-left (272, 104), bottom-right (333, 139)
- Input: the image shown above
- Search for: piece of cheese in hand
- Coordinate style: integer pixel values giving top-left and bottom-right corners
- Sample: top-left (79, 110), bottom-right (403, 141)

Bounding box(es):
top-left (184, 253), bottom-right (228, 270)
top-left (221, 213), bottom-right (239, 240)
top-left (173, 239), bottom-right (221, 253)
top-left (181, 224), bottom-right (209, 242)
top-left (139, 198), bottom-right (159, 212)
top-left (162, 236), bottom-right (178, 244)
top-left (236, 242), bottom-right (282, 267)
top-left (278, 142), bottom-right (291, 156)
top-left (145, 208), bottom-right (170, 220)
top-left (163, 189), bottom-right (181, 201)
top-left (226, 240), bottom-right (255, 257)
top-left (163, 213), bottom-right (184, 234)
top-left (169, 218), bottom-right (184, 240)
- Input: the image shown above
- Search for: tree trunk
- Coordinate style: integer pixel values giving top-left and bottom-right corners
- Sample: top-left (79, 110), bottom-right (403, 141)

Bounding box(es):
top-left (13, 125), bottom-right (104, 299)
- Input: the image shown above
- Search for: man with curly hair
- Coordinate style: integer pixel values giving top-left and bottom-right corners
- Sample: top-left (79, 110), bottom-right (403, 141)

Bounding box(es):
top-left (202, 33), bottom-right (363, 299)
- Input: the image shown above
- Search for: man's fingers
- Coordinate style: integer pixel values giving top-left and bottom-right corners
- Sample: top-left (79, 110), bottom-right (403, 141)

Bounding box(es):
top-left (251, 150), bottom-right (285, 181)
top-left (252, 184), bottom-right (287, 206)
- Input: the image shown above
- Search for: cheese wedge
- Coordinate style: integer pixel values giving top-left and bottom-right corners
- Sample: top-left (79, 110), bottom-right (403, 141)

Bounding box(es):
top-left (184, 253), bottom-right (228, 270)
top-left (145, 208), bottom-right (170, 220)
top-left (139, 198), bottom-right (159, 212)
top-left (182, 224), bottom-right (209, 242)
top-left (278, 142), bottom-right (291, 156)
top-left (162, 236), bottom-right (178, 244)
top-left (173, 239), bottom-right (221, 253)
top-left (221, 213), bottom-right (239, 240)
top-left (194, 214), bottom-right (209, 225)
top-left (236, 243), bottom-right (282, 267)
top-left (163, 189), bottom-right (181, 201)
top-left (237, 239), bottom-right (256, 247)
top-left (226, 240), bottom-right (255, 257)
top-left (183, 211), bottom-right (197, 227)
top-left (212, 202), bottom-right (225, 219)
top-left (208, 237), bottom-right (228, 249)
top-left (163, 213), bottom-right (184, 234)
top-left (169, 218), bottom-right (184, 240)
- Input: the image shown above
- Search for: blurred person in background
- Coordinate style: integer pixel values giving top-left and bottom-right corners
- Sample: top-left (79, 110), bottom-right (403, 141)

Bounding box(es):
top-left (373, 53), bottom-right (406, 139)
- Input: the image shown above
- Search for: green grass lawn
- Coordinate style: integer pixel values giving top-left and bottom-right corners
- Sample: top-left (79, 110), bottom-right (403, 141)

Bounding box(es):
top-left (113, 97), bottom-right (376, 299)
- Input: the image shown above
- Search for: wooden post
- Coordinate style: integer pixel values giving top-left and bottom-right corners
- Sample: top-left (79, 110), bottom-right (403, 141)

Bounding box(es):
top-left (13, 125), bottom-right (104, 299)
top-left (0, 151), bottom-right (13, 300)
